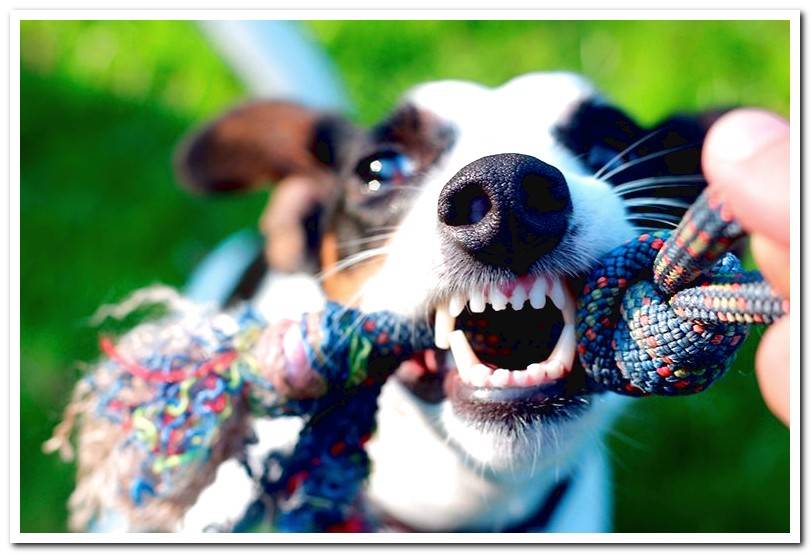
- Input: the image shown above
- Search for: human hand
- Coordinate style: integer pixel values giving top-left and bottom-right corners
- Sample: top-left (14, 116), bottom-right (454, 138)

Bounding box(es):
top-left (702, 109), bottom-right (790, 425)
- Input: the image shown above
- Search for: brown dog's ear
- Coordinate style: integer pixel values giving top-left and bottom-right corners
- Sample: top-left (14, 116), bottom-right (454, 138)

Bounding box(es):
top-left (174, 101), bottom-right (359, 274)
top-left (174, 100), bottom-right (354, 194)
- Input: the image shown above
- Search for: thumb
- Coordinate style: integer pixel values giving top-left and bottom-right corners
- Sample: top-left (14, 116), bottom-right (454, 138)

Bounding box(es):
top-left (702, 109), bottom-right (790, 246)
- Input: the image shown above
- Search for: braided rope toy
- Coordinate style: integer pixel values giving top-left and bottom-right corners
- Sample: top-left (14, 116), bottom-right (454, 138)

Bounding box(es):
top-left (50, 190), bottom-right (786, 532)
top-left (577, 190), bottom-right (786, 396)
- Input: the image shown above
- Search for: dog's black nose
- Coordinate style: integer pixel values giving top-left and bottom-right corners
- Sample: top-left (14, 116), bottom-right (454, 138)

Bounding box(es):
top-left (437, 153), bottom-right (572, 274)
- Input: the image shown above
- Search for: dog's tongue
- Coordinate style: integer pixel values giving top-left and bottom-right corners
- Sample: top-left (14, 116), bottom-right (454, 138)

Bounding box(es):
top-left (397, 350), bottom-right (448, 402)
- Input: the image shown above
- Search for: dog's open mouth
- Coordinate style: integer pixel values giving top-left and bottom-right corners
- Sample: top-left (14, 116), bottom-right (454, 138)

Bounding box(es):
top-left (435, 275), bottom-right (576, 390)
top-left (396, 275), bottom-right (585, 409)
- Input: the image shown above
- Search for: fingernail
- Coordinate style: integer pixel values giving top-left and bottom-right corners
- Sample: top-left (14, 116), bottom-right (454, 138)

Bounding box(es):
top-left (706, 109), bottom-right (788, 164)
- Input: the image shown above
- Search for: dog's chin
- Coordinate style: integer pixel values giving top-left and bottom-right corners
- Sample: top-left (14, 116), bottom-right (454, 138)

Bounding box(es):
top-left (395, 353), bottom-right (593, 472)
top-left (392, 273), bottom-right (597, 472)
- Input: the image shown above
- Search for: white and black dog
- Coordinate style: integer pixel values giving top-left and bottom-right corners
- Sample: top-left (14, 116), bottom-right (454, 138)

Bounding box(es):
top-left (173, 71), bottom-right (721, 532)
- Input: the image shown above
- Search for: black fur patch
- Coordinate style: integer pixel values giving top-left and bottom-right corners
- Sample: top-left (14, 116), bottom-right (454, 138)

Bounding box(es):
top-left (554, 100), bottom-right (726, 230)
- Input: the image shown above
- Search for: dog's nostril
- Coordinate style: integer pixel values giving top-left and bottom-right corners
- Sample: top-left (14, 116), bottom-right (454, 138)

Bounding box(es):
top-left (520, 173), bottom-right (570, 216)
top-left (437, 153), bottom-right (572, 273)
top-left (440, 182), bottom-right (492, 227)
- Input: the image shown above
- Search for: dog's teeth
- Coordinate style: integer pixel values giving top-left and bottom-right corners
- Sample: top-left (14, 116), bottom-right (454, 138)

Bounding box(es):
top-left (449, 294), bottom-right (466, 318)
top-left (470, 364), bottom-right (491, 387)
top-left (549, 360), bottom-right (567, 380)
top-left (549, 278), bottom-right (567, 310)
top-left (529, 278), bottom-right (547, 309)
top-left (469, 288), bottom-right (486, 313)
top-left (489, 287), bottom-right (508, 311)
top-left (434, 305), bottom-right (455, 350)
top-left (510, 370), bottom-right (532, 387)
top-left (487, 368), bottom-right (511, 388)
top-left (509, 285), bottom-right (527, 310)
top-left (549, 323), bottom-right (576, 370)
top-left (526, 363), bottom-right (546, 383)
top-left (456, 363), bottom-right (473, 384)
top-left (448, 329), bottom-right (480, 380)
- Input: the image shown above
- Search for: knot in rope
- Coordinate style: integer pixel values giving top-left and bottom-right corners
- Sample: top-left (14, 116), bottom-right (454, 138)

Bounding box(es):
top-left (576, 190), bottom-right (786, 396)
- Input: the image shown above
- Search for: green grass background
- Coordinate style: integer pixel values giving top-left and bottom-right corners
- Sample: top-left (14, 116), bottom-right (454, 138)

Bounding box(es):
top-left (20, 20), bottom-right (790, 533)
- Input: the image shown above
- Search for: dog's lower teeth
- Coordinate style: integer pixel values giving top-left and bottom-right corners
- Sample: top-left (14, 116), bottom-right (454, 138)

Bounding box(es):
top-left (447, 323), bottom-right (576, 389)
top-left (440, 275), bottom-right (578, 389)
top-left (510, 370), bottom-right (531, 387)
top-left (470, 364), bottom-right (490, 387)
top-left (448, 329), bottom-right (479, 371)
top-left (526, 363), bottom-right (546, 382)
top-left (490, 368), bottom-right (511, 387)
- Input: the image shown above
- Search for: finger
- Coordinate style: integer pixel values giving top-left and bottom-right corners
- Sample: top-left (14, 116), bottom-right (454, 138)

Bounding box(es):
top-left (755, 316), bottom-right (790, 425)
top-left (751, 234), bottom-right (790, 300)
top-left (703, 109), bottom-right (790, 246)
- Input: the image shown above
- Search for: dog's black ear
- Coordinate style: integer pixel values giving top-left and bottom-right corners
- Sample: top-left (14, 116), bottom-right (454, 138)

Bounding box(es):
top-left (555, 100), bottom-right (730, 229)
top-left (174, 101), bottom-right (357, 194)
top-left (554, 101), bottom-right (647, 180)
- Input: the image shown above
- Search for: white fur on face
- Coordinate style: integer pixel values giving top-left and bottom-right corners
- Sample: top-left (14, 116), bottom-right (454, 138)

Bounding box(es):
top-left (366, 378), bottom-right (630, 530)
top-left (178, 72), bottom-right (641, 533)
top-left (359, 72), bottom-right (635, 316)
top-left (357, 72), bottom-right (636, 508)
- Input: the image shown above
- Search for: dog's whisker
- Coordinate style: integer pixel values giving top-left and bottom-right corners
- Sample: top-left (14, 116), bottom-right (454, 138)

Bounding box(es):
top-left (391, 184), bottom-right (426, 192)
top-left (336, 233), bottom-right (397, 249)
top-left (626, 217), bottom-right (679, 229)
top-left (314, 254), bottom-right (387, 350)
top-left (627, 218), bottom-right (679, 228)
top-left (614, 173), bottom-right (706, 187)
top-left (315, 247), bottom-right (391, 283)
top-left (614, 175), bottom-right (706, 196)
top-left (627, 210), bottom-right (683, 221)
top-left (367, 225), bottom-right (400, 231)
top-left (622, 197), bottom-right (693, 210)
top-left (600, 143), bottom-right (700, 182)
top-left (618, 183), bottom-right (705, 199)
top-left (316, 307), bottom-right (371, 379)
top-left (593, 127), bottom-right (665, 179)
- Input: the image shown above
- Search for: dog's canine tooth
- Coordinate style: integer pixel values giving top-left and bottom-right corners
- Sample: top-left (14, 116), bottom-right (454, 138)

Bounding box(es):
top-left (434, 305), bottom-right (454, 350)
top-left (509, 285), bottom-right (527, 310)
top-left (539, 360), bottom-right (564, 381)
top-left (529, 278), bottom-right (547, 309)
top-left (489, 287), bottom-right (508, 311)
top-left (444, 276), bottom-right (577, 390)
top-left (549, 278), bottom-right (567, 310)
top-left (448, 329), bottom-right (480, 379)
top-left (469, 288), bottom-right (486, 313)
top-left (549, 323), bottom-right (576, 370)
top-left (449, 294), bottom-right (466, 318)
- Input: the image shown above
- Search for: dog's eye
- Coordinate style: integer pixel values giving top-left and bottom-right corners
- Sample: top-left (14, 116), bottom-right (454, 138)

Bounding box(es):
top-left (354, 149), bottom-right (415, 193)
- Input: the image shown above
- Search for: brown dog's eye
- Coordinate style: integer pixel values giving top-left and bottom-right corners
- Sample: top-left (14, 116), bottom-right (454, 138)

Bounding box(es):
top-left (354, 149), bottom-right (415, 193)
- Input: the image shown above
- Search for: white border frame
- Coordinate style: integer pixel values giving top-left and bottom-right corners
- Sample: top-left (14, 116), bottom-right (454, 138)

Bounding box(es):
top-left (7, 8), bottom-right (800, 545)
